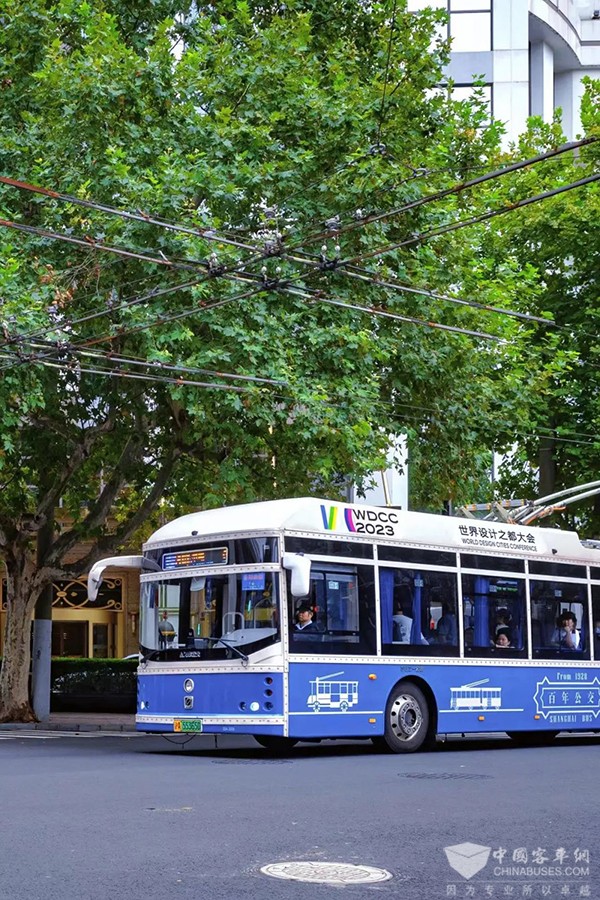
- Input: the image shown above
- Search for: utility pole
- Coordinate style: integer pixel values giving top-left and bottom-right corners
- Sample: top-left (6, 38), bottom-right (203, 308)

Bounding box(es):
top-left (31, 518), bottom-right (53, 721)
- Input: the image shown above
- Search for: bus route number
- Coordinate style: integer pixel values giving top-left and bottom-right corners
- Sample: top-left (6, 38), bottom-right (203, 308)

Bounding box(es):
top-left (174, 719), bottom-right (203, 733)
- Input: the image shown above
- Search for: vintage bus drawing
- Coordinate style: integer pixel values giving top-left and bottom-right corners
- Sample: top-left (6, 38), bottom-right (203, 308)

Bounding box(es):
top-left (307, 672), bottom-right (359, 712)
top-left (450, 679), bottom-right (502, 711)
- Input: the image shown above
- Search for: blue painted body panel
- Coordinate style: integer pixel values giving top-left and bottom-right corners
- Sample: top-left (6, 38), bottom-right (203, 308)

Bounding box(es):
top-left (137, 670), bottom-right (284, 734)
top-left (288, 661), bottom-right (600, 737)
top-left (137, 662), bottom-right (600, 738)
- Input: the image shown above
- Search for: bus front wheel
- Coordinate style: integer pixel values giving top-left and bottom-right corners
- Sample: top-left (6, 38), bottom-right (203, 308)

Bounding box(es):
top-left (254, 735), bottom-right (298, 754)
top-left (381, 683), bottom-right (431, 753)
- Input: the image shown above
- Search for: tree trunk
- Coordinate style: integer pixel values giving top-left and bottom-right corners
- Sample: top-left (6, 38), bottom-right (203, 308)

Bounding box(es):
top-left (0, 547), bottom-right (40, 723)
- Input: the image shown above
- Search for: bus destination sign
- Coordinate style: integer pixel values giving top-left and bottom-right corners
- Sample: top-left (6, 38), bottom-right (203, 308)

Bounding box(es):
top-left (162, 547), bottom-right (228, 570)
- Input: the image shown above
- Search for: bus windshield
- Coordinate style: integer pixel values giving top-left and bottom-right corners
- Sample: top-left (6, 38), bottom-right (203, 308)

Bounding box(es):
top-left (140, 570), bottom-right (280, 660)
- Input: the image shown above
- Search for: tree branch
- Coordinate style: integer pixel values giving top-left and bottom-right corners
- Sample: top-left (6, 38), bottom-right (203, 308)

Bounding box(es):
top-left (73, 444), bottom-right (182, 573)
top-left (34, 412), bottom-right (118, 524)
top-left (42, 430), bottom-right (143, 568)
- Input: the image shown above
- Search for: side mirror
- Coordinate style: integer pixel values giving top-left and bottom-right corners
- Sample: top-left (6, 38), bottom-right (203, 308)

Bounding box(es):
top-left (282, 553), bottom-right (311, 598)
top-left (87, 555), bottom-right (161, 602)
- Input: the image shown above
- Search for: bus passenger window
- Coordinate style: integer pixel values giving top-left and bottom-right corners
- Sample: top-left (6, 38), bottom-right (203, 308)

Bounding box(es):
top-left (287, 565), bottom-right (376, 655)
top-left (461, 574), bottom-right (526, 658)
top-left (530, 580), bottom-right (589, 660)
top-left (381, 568), bottom-right (459, 657)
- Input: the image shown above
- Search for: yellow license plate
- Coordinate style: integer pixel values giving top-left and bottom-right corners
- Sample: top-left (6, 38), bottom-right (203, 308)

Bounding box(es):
top-left (173, 719), bottom-right (203, 733)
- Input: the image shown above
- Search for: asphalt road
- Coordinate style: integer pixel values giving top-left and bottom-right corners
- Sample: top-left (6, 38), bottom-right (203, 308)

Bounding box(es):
top-left (0, 732), bottom-right (598, 900)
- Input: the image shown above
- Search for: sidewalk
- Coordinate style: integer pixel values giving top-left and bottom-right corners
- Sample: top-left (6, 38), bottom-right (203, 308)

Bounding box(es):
top-left (0, 712), bottom-right (137, 732)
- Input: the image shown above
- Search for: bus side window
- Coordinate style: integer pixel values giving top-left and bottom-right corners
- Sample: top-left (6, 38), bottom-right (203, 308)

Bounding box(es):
top-left (289, 566), bottom-right (375, 654)
top-left (531, 582), bottom-right (590, 660)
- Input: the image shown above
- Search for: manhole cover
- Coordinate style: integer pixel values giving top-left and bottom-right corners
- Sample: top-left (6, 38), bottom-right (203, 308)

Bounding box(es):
top-left (401, 772), bottom-right (491, 780)
top-left (260, 861), bottom-right (393, 885)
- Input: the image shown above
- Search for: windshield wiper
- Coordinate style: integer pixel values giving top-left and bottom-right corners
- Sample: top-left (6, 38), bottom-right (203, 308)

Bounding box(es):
top-left (202, 636), bottom-right (249, 663)
top-left (140, 639), bottom-right (249, 664)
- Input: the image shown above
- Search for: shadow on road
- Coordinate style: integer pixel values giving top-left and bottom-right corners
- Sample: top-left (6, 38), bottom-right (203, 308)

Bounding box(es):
top-left (139, 730), bottom-right (600, 760)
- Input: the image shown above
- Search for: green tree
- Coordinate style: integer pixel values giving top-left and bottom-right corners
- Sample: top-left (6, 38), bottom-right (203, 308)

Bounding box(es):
top-left (0, 0), bottom-right (531, 720)
top-left (475, 81), bottom-right (600, 530)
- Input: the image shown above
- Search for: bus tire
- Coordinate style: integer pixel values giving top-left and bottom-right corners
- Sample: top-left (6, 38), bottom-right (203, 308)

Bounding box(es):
top-left (381, 683), bottom-right (431, 753)
top-left (506, 730), bottom-right (558, 746)
top-left (254, 735), bottom-right (298, 754)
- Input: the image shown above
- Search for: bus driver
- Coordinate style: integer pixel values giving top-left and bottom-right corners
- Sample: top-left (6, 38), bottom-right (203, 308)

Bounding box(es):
top-left (294, 605), bottom-right (318, 632)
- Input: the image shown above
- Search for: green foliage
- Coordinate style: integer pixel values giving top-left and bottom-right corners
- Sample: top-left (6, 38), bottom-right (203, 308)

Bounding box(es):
top-left (50, 657), bottom-right (138, 695)
top-left (0, 0), bottom-right (525, 554)
top-left (475, 92), bottom-right (600, 533)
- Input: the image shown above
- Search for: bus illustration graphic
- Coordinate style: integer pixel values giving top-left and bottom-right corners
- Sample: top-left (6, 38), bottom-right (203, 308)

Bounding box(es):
top-left (450, 679), bottom-right (502, 711)
top-left (307, 672), bottom-right (359, 712)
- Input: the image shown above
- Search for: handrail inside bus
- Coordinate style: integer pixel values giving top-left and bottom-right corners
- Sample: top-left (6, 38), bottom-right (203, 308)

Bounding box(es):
top-left (222, 611), bottom-right (244, 634)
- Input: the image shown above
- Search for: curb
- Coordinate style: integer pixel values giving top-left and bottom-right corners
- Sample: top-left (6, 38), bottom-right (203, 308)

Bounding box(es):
top-left (0, 719), bottom-right (137, 733)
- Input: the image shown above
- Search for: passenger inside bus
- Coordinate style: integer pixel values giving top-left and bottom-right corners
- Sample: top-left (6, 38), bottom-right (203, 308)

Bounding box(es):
top-left (436, 603), bottom-right (457, 645)
top-left (392, 601), bottom-right (413, 643)
top-left (552, 612), bottom-right (581, 650)
top-left (494, 629), bottom-right (512, 648)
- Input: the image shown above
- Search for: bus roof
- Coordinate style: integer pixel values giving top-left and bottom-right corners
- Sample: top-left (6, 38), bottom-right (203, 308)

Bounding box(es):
top-left (143, 497), bottom-right (599, 562)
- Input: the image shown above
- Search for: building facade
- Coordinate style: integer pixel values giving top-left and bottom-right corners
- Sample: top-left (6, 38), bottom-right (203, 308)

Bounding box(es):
top-left (408, 0), bottom-right (600, 141)
top-left (0, 564), bottom-right (140, 660)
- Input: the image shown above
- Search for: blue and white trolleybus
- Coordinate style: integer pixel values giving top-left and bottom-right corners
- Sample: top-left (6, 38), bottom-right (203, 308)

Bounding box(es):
top-left (88, 497), bottom-right (600, 752)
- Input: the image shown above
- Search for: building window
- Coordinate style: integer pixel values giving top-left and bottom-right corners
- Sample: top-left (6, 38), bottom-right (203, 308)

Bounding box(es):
top-left (450, 0), bottom-right (491, 9)
top-left (450, 11), bottom-right (492, 51)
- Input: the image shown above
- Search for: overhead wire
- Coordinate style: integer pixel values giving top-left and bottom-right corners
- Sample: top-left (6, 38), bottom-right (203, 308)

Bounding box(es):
top-left (9, 351), bottom-right (600, 451)
top-left (278, 136), bottom-right (599, 252)
top-left (0, 175), bottom-right (259, 254)
top-left (0, 339), bottom-right (288, 386)
top-left (0, 282), bottom-right (273, 373)
top-left (32, 359), bottom-right (257, 394)
top-left (340, 172), bottom-right (600, 267)
top-left (1, 137), bottom-right (594, 315)
top-left (1, 139), bottom-right (598, 381)
top-left (3, 319), bottom-right (598, 449)
top-left (1, 136), bottom-right (595, 281)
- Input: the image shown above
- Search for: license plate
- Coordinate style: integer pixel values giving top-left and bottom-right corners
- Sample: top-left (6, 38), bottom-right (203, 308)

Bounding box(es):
top-left (173, 719), bottom-right (203, 733)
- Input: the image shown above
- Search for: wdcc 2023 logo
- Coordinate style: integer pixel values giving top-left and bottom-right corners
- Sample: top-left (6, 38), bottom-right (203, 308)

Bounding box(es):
top-left (320, 504), bottom-right (399, 537)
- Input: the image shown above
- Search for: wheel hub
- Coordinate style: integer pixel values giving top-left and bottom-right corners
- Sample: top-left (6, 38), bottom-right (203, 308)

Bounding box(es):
top-left (391, 694), bottom-right (423, 740)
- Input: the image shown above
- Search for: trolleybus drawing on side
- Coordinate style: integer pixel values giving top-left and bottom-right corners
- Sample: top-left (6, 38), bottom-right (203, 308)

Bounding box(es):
top-left (307, 672), bottom-right (359, 712)
top-left (450, 679), bottom-right (502, 711)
